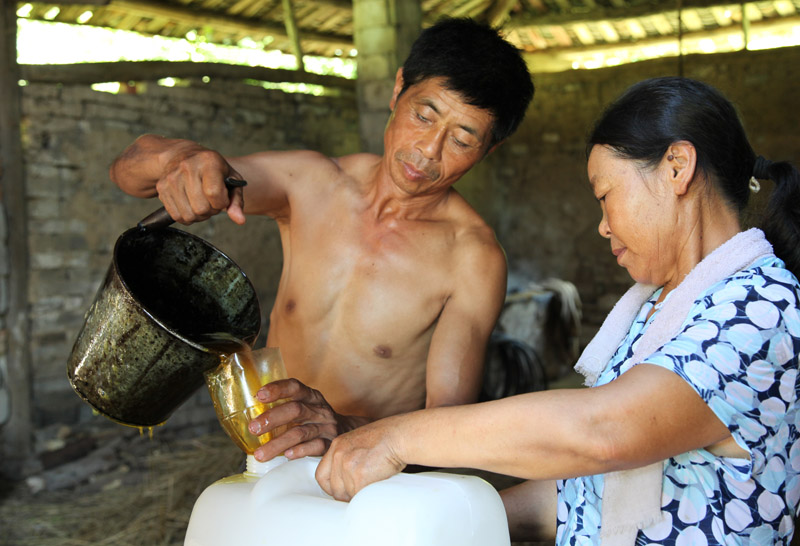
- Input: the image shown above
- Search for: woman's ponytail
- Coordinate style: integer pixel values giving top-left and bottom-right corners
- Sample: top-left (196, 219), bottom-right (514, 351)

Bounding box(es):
top-left (760, 159), bottom-right (800, 278)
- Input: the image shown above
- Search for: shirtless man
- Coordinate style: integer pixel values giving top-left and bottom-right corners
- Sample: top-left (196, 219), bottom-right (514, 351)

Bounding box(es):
top-left (109, 17), bottom-right (534, 463)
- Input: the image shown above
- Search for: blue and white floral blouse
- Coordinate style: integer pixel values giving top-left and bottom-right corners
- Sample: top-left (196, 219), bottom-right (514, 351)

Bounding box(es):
top-left (556, 256), bottom-right (800, 545)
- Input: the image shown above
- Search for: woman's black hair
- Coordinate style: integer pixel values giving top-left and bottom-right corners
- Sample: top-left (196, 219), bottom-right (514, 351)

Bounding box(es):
top-left (400, 17), bottom-right (535, 147)
top-left (586, 76), bottom-right (800, 277)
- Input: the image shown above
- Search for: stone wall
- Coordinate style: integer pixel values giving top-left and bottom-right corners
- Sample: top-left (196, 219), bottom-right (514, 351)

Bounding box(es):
top-left (17, 79), bottom-right (359, 433)
top-left (2, 45), bottom-right (799, 457)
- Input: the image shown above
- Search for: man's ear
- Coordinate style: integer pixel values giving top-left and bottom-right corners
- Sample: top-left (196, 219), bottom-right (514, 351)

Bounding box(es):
top-left (665, 141), bottom-right (697, 196)
top-left (389, 68), bottom-right (404, 111)
top-left (484, 140), bottom-right (505, 159)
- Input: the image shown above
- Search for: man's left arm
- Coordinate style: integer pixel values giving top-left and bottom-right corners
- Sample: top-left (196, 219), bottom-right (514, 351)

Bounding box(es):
top-left (425, 235), bottom-right (508, 408)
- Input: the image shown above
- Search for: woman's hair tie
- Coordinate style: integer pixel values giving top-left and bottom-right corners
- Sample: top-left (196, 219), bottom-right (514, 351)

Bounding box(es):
top-left (753, 155), bottom-right (773, 180)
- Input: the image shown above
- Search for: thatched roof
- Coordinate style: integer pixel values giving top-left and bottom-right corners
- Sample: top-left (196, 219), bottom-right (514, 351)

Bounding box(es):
top-left (19, 0), bottom-right (800, 62)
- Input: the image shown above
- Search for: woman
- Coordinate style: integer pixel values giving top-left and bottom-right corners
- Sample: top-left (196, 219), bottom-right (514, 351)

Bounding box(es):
top-left (315, 77), bottom-right (800, 545)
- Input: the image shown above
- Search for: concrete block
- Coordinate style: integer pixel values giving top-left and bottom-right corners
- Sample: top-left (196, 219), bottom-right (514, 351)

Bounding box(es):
top-left (357, 54), bottom-right (393, 80)
top-left (22, 83), bottom-right (61, 100)
top-left (26, 163), bottom-right (61, 182)
top-left (84, 102), bottom-right (143, 123)
top-left (172, 100), bottom-right (218, 120)
top-left (353, 0), bottom-right (390, 29)
top-left (28, 198), bottom-right (61, 220)
top-left (234, 108), bottom-right (269, 125)
top-left (31, 250), bottom-right (90, 271)
top-left (29, 218), bottom-right (88, 236)
top-left (356, 26), bottom-right (396, 55)
top-left (358, 79), bottom-right (394, 111)
top-left (140, 114), bottom-right (192, 133)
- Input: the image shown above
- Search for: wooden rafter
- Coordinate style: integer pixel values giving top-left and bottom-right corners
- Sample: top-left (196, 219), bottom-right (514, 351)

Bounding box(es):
top-left (486, 0), bottom-right (519, 27)
top-left (106, 0), bottom-right (351, 47)
top-left (524, 13), bottom-right (800, 55)
top-left (42, 0), bottom-right (111, 4)
top-left (506, 0), bottom-right (751, 27)
top-left (19, 60), bottom-right (356, 87)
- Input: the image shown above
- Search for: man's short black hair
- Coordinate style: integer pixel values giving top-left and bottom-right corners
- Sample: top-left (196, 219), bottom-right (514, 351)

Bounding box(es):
top-left (400, 17), bottom-right (535, 147)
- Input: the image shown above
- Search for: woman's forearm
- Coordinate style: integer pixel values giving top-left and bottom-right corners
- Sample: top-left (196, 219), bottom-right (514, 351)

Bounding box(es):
top-left (392, 389), bottom-right (606, 480)
top-left (395, 364), bottom-right (730, 480)
top-left (318, 389), bottom-right (601, 501)
top-left (318, 364), bottom-right (728, 501)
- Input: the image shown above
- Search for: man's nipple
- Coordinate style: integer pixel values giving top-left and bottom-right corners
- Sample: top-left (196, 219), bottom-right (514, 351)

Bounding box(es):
top-left (373, 344), bottom-right (392, 359)
top-left (285, 299), bottom-right (296, 313)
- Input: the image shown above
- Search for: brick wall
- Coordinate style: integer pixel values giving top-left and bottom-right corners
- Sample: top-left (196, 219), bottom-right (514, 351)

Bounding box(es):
top-left (18, 79), bottom-right (359, 430)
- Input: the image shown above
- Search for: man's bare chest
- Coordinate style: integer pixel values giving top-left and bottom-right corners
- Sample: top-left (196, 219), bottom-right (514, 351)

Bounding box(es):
top-left (277, 210), bottom-right (455, 343)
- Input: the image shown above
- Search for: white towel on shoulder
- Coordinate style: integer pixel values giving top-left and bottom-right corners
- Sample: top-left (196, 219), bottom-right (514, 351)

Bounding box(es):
top-left (573, 228), bottom-right (774, 545)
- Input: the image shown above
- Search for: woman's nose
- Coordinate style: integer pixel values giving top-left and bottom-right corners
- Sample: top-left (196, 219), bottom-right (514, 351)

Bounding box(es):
top-left (598, 211), bottom-right (611, 239)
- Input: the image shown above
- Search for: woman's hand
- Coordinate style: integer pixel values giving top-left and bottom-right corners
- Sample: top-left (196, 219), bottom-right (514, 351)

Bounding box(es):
top-left (315, 416), bottom-right (407, 501)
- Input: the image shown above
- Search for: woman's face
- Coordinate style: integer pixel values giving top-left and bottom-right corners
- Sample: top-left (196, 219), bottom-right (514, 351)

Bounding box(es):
top-left (587, 145), bottom-right (679, 287)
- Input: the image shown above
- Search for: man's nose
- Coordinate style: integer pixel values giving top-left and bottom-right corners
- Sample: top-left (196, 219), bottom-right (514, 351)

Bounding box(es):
top-left (417, 126), bottom-right (446, 160)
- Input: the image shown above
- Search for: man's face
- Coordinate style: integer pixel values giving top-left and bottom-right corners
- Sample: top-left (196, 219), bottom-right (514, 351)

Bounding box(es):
top-left (383, 73), bottom-right (497, 197)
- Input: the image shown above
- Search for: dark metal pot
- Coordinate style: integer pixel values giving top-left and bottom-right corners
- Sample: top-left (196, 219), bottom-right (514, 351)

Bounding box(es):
top-left (67, 218), bottom-right (261, 428)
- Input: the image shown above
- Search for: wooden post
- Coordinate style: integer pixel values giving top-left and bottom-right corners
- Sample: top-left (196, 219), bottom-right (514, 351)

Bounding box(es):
top-left (352, 0), bottom-right (421, 154)
top-left (0, 0), bottom-right (33, 468)
top-left (281, 0), bottom-right (306, 72)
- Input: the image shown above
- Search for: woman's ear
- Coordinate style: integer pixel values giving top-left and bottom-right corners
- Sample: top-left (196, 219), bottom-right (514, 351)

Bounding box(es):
top-left (664, 141), bottom-right (697, 196)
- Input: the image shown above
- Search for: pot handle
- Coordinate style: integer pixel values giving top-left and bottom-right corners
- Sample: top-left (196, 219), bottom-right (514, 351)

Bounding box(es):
top-left (137, 177), bottom-right (248, 230)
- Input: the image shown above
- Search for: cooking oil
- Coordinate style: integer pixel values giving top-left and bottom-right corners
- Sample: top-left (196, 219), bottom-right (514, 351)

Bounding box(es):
top-left (205, 346), bottom-right (289, 455)
top-left (219, 405), bottom-right (287, 454)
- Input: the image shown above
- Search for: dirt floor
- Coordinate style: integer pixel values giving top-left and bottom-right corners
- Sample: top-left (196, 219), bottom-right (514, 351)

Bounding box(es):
top-left (0, 417), bottom-right (549, 546)
top-left (0, 420), bottom-right (243, 546)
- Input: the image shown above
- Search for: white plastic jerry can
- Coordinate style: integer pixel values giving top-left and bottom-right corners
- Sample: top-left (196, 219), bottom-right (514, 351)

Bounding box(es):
top-left (184, 455), bottom-right (511, 546)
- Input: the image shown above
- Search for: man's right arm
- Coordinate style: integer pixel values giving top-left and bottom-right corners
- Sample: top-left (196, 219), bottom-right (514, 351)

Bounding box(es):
top-left (109, 134), bottom-right (312, 225)
top-left (110, 134), bottom-right (251, 225)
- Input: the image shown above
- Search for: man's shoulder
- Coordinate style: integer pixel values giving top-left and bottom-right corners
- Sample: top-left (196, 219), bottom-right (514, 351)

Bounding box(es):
top-left (438, 195), bottom-right (507, 301)
top-left (445, 193), bottom-right (505, 267)
top-left (334, 153), bottom-right (382, 183)
top-left (447, 190), bottom-right (498, 237)
top-left (246, 149), bottom-right (373, 174)
top-left (285, 152), bottom-right (381, 191)
top-left (262, 150), bottom-right (380, 194)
